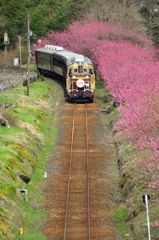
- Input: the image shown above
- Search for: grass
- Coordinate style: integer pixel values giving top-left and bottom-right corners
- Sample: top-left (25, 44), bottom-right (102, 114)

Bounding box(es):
top-left (18, 128), bottom-right (57, 240)
top-left (113, 207), bottom-right (130, 239)
top-left (0, 77), bottom-right (63, 240)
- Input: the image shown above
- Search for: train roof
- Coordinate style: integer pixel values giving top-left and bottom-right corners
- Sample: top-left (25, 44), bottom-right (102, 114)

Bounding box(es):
top-left (35, 45), bottom-right (93, 66)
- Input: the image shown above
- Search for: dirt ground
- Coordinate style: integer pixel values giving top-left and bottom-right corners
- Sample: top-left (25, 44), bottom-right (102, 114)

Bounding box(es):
top-left (43, 101), bottom-right (117, 240)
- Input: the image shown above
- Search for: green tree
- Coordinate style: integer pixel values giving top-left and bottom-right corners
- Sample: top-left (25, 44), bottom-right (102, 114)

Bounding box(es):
top-left (0, 0), bottom-right (93, 47)
top-left (31, 4), bottom-right (50, 37)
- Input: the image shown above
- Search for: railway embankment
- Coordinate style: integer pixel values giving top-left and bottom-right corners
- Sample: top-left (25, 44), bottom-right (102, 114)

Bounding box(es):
top-left (0, 77), bottom-right (63, 240)
top-left (96, 76), bottom-right (159, 240)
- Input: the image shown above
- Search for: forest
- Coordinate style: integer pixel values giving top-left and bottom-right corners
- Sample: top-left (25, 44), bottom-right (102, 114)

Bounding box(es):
top-left (0, 0), bottom-right (92, 48)
top-left (1, 0), bottom-right (159, 49)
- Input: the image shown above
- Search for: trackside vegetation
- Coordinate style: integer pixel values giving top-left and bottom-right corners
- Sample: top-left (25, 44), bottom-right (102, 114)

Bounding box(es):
top-left (0, 78), bottom-right (63, 240)
top-left (96, 75), bottom-right (159, 240)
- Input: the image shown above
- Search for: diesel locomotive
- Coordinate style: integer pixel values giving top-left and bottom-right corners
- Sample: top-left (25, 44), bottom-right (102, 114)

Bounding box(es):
top-left (35, 45), bottom-right (95, 102)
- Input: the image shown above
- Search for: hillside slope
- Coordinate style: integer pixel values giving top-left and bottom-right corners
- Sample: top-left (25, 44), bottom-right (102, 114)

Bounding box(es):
top-left (0, 79), bottom-right (63, 240)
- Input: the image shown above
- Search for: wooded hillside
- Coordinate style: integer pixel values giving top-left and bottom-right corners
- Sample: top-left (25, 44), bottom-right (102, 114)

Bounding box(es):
top-left (0, 0), bottom-right (92, 48)
top-left (1, 0), bottom-right (159, 49)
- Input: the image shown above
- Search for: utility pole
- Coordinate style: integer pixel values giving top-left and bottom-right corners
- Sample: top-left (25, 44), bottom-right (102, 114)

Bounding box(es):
top-left (145, 195), bottom-right (151, 240)
top-left (27, 13), bottom-right (31, 96)
top-left (19, 35), bottom-right (22, 68)
top-left (143, 195), bottom-right (151, 240)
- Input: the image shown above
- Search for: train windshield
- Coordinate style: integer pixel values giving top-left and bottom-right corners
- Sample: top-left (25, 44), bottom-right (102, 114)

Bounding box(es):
top-left (73, 68), bottom-right (94, 75)
top-left (83, 68), bottom-right (94, 75)
top-left (68, 66), bottom-right (94, 76)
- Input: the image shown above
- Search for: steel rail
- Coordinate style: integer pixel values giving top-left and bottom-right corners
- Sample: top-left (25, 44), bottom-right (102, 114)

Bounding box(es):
top-left (63, 103), bottom-right (76, 240)
top-left (85, 103), bottom-right (91, 240)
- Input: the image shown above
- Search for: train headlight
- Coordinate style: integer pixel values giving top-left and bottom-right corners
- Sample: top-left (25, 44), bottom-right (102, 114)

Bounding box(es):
top-left (85, 75), bottom-right (89, 79)
top-left (76, 79), bottom-right (85, 88)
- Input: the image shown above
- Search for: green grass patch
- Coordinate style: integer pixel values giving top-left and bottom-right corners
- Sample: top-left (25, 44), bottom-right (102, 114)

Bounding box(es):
top-left (114, 207), bottom-right (129, 223)
top-left (0, 78), bottom-right (63, 240)
top-left (113, 207), bottom-right (130, 237)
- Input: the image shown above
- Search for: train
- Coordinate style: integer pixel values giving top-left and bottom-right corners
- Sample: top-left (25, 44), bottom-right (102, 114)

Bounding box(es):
top-left (35, 45), bottom-right (95, 102)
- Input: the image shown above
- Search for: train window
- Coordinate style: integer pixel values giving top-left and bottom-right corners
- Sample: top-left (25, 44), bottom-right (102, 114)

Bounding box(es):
top-left (84, 69), bottom-right (87, 72)
top-left (89, 69), bottom-right (93, 75)
top-left (74, 69), bottom-right (78, 73)
top-left (69, 69), bottom-right (72, 76)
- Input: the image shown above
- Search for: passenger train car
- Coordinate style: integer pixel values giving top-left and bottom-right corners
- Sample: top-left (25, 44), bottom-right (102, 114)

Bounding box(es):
top-left (35, 45), bottom-right (95, 102)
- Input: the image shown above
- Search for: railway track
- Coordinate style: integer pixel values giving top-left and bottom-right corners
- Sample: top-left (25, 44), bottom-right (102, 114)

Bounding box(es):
top-left (44, 102), bottom-right (117, 240)
top-left (63, 103), bottom-right (91, 240)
